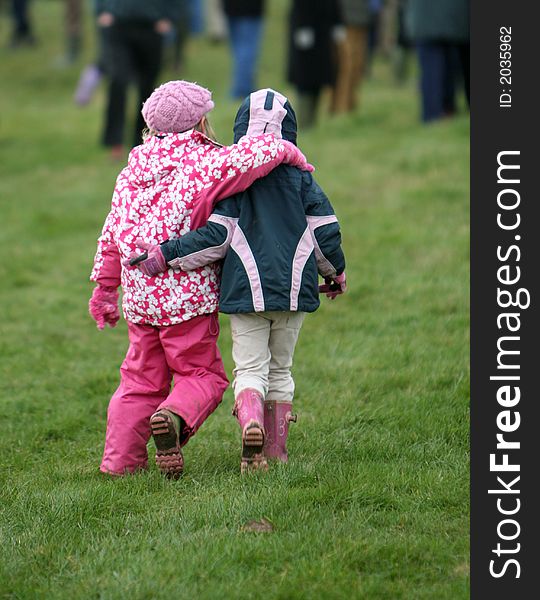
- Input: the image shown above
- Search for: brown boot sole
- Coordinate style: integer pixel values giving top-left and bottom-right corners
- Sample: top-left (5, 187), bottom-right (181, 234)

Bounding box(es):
top-left (150, 411), bottom-right (184, 480)
top-left (241, 423), bottom-right (268, 474)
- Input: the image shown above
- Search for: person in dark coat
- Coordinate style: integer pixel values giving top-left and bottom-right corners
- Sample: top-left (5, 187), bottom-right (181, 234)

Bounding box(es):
top-left (405, 0), bottom-right (469, 122)
top-left (95, 0), bottom-right (183, 159)
top-left (222, 0), bottom-right (266, 99)
top-left (287, 0), bottom-right (342, 128)
top-left (331, 0), bottom-right (371, 113)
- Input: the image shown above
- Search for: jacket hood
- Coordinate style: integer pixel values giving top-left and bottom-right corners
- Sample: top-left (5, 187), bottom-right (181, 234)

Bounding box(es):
top-left (125, 130), bottom-right (219, 188)
top-left (126, 133), bottom-right (187, 188)
top-left (233, 89), bottom-right (298, 145)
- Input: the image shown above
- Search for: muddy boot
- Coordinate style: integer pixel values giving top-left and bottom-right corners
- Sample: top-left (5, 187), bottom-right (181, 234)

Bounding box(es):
top-left (150, 409), bottom-right (184, 479)
top-left (233, 388), bottom-right (267, 473)
top-left (263, 401), bottom-right (297, 463)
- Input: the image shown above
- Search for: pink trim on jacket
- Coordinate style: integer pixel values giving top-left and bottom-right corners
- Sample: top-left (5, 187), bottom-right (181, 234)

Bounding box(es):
top-left (230, 226), bottom-right (266, 312)
top-left (168, 214), bottom-right (238, 271)
top-left (306, 214), bottom-right (339, 277)
top-left (290, 226), bottom-right (315, 311)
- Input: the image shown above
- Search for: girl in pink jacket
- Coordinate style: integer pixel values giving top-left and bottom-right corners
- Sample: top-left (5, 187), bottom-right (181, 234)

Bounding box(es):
top-left (89, 80), bottom-right (312, 478)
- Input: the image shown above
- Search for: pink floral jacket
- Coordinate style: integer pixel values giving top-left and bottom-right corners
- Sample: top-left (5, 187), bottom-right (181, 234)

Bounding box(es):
top-left (90, 130), bottom-right (302, 326)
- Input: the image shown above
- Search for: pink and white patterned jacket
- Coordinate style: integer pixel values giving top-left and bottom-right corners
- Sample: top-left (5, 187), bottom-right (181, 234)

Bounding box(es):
top-left (90, 129), bottom-right (304, 326)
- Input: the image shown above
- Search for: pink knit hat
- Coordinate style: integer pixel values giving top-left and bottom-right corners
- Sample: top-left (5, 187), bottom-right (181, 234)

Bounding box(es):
top-left (141, 80), bottom-right (215, 133)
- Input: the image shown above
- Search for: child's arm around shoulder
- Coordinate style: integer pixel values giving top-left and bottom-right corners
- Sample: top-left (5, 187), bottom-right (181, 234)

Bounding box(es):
top-left (192, 134), bottom-right (313, 222)
top-left (301, 171), bottom-right (346, 278)
top-left (161, 196), bottom-right (241, 272)
top-left (127, 196), bottom-right (241, 278)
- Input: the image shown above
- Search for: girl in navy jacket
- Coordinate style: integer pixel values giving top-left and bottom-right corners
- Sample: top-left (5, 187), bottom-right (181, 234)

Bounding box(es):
top-left (131, 89), bottom-right (346, 472)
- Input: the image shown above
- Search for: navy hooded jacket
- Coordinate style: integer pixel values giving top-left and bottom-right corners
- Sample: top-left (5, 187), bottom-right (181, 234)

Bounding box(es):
top-left (160, 89), bottom-right (345, 314)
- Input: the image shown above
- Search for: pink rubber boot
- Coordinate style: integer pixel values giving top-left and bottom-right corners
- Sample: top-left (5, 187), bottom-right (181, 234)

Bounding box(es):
top-left (263, 401), bottom-right (297, 463)
top-left (233, 388), bottom-right (267, 473)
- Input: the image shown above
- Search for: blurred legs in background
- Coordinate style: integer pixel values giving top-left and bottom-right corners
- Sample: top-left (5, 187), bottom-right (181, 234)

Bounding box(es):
top-left (64, 0), bottom-right (82, 64)
top-left (101, 21), bottom-right (163, 153)
top-left (296, 89), bottom-right (321, 129)
top-left (169, 0), bottom-right (190, 73)
top-left (417, 41), bottom-right (469, 122)
top-left (393, 0), bottom-right (412, 84)
top-left (331, 25), bottom-right (368, 113)
top-left (366, 0), bottom-right (383, 77)
top-left (9, 0), bottom-right (35, 47)
top-left (188, 0), bottom-right (204, 35)
top-left (206, 0), bottom-right (227, 43)
top-left (227, 16), bottom-right (263, 99)
top-left (74, 25), bottom-right (107, 106)
top-left (417, 42), bottom-right (453, 121)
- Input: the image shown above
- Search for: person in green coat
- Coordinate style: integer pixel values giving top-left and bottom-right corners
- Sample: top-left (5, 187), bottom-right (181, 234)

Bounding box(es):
top-left (405, 0), bottom-right (469, 122)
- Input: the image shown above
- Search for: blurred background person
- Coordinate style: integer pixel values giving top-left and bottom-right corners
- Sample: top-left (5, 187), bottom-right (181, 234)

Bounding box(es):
top-left (188, 0), bottom-right (204, 35)
top-left (393, 0), bottom-right (413, 84)
top-left (222, 0), bottom-right (265, 99)
top-left (169, 0), bottom-right (202, 72)
top-left (369, 0), bottom-right (412, 83)
top-left (167, 0), bottom-right (190, 73)
top-left (206, 0), bottom-right (227, 44)
top-left (376, 0), bottom-right (395, 58)
top-left (287, 0), bottom-right (342, 129)
top-left (7, 0), bottom-right (35, 47)
top-left (95, 0), bottom-right (182, 160)
top-left (64, 0), bottom-right (83, 64)
top-left (405, 0), bottom-right (470, 122)
top-left (366, 0), bottom-right (384, 76)
top-left (74, 1), bottom-right (107, 106)
top-left (331, 0), bottom-right (370, 114)
top-left (52, 1), bottom-right (83, 67)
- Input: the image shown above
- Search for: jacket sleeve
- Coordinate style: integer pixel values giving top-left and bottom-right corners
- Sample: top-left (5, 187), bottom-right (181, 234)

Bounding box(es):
top-left (161, 196), bottom-right (241, 271)
top-left (90, 188), bottom-right (122, 289)
top-left (301, 172), bottom-right (346, 277)
top-left (191, 134), bottom-right (300, 228)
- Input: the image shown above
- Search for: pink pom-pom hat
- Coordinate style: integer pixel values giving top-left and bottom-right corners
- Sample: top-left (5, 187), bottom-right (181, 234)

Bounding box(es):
top-left (142, 80), bottom-right (215, 133)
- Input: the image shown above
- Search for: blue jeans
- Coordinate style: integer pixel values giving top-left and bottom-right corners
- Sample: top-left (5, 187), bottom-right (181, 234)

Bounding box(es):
top-left (416, 41), bottom-right (457, 122)
top-left (227, 17), bottom-right (264, 99)
top-left (188, 0), bottom-right (204, 35)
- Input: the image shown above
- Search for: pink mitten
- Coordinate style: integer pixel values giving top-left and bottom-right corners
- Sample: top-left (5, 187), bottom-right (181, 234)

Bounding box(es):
top-left (123, 239), bottom-right (168, 277)
top-left (281, 140), bottom-right (315, 172)
top-left (89, 285), bottom-right (120, 330)
top-left (318, 272), bottom-right (347, 300)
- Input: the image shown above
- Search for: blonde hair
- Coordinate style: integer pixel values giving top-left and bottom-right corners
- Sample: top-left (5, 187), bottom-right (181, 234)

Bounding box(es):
top-left (142, 127), bottom-right (157, 142)
top-left (195, 116), bottom-right (218, 142)
top-left (141, 115), bottom-right (218, 143)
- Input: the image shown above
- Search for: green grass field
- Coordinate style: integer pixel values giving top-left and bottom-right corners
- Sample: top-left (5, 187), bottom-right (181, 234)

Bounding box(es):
top-left (0, 1), bottom-right (469, 598)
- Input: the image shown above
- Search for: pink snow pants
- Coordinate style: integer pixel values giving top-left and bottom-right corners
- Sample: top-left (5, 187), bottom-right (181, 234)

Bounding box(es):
top-left (100, 313), bottom-right (229, 475)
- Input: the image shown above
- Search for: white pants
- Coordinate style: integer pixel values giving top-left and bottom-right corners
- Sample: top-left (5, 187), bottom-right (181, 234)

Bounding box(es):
top-left (229, 311), bottom-right (306, 401)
